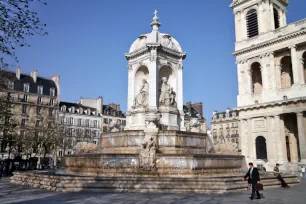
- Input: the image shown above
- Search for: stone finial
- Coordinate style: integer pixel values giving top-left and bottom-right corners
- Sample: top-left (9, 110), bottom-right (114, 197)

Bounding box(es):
top-left (150, 10), bottom-right (161, 31)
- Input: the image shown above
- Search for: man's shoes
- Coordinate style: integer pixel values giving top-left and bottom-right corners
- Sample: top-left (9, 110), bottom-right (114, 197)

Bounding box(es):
top-left (256, 197), bottom-right (261, 199)
top-left (249, 197), bottom-right (254, 200)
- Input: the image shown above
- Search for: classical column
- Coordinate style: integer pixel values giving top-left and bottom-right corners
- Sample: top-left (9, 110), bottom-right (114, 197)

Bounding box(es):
top-left (289, 45), bottom-right (299, 85)
top-left (247, 68), bottom-right (253, 95)
top-left (177, 62), bottom-right (185, 131)
top-left (267, 116), bottom-right (277, 162)
top-left (239, 119), bottom-right (248, 157)
top-left (276, 63), bottom-right (282, 89)
top-left (296, 112), bottom-right (306, 163)
top-left (274, 115), bottom-right (288, 163)
top-left (299, 58), bottom-right (305, 84)
top-left (148, 47), bottom-right (158, 109)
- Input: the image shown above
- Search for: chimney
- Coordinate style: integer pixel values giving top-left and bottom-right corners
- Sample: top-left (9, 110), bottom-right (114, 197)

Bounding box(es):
top-left (109, 103), bottom-right (120, 112)
top-left (186, 101), bottom-right (191, 110)
top-left (191, 102), bottom-right (203, 117)
top-left (97, 96), bottom-right (103, 114)
top-left (226, 107), bottom-right (231, 114)
top-left (16, 66), bottom-right (21, 80)
top-left (213, 110), bottom-right (218, 115)
top-left (51, 75), bottom-right (60, 99)
top-left (30, 69), bottom-right (37, 83)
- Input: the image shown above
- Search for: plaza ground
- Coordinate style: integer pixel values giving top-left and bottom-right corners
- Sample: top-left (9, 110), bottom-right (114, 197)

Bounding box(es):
top-left (0, 177), bottom-right (305, 204)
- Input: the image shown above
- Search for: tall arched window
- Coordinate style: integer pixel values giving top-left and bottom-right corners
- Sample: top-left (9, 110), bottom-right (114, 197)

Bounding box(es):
top-left (256, 136), bottom-right (267, 160)
top-left (280, 56), bottom-right (294, 88)
top-left (251, 62), bottom-right (263, 94)
top-left (273, 8), bottom-right (280, 29)
top-left (246, 9), bottom-right (259, 38)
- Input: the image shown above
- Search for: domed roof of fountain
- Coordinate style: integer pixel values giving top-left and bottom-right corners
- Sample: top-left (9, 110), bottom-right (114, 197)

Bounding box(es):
top-left (129, 10), bottom-right (182, 53)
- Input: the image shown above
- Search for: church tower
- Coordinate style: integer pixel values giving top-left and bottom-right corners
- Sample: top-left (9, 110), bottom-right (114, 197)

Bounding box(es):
top-left (231, 0), bottom-right (306, 170)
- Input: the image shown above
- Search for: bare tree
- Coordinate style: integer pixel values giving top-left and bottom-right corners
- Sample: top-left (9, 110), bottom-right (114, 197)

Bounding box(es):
top-left (0, 0), bottom-right (48, 68)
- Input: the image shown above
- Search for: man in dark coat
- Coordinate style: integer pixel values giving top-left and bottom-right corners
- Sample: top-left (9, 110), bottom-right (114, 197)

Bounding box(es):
top-left (243, 162), bottom-right (261, 200)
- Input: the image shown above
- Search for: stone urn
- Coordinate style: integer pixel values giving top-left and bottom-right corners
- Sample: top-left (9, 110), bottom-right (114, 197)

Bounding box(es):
top-left (145, 112), bottom-right (160, 128)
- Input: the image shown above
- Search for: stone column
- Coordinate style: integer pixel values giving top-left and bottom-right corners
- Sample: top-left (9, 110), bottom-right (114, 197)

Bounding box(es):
top-left (289, 45), bottom-right (300, 85)
top-left (239, 119), bottom-right (248, 157)
top-left (267, 116), bottom-right (277, 163)
top-left (148, 47), bottom-right (158, 109)
top-left (269, 52), bottom-right (277, 89)
top-left (296, 112), bottom-right (306, 163)
top-left (276, 63), bottom-right (282, 89)
top-left (177, 62), bottom-right (185, 131)
top-left (274, 115), bottom-right (288, 163)
top-left (299, 58), bottom-right (305, 84)
top-left (247, 68), bottom-right (253, 95)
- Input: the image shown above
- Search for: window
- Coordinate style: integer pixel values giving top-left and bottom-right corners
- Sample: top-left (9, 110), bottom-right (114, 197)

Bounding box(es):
top-left (103, 126), bottom-right (108, 132)
top-left (94, 120), bottom-right (98, 128)
top-left (48, 109), bottom-right (53, 116)
top-left (59, 151), bottom-right (63, 157)
top-left (78, 118), bottom-right (82, 126)
top-left (21, 119), bottom-right (26, 126)
top-left (50, 88), bottom-right (55, 97)
top-left (22, 105), bottom-right (27, 114)
top-left (36, 107), bottom-right (41, 115)
top-left (60, 117), bottom-right (65, 124)
top-left (68, 151), bottom-right (71, 155)
top-left (109, 119), bottom-right (112, 124)
top-left (104, 118), bottom-right (109, 124)
top-left (37, 96), bottom-right (42, 104)
top-left (37, 86), bottom-right (43, 94)
top-left (50, 99), bottom-right (55, 106)
top-left (23, 95), bottom-right (29, 102)
top-left (70, 118), bottom-right (74, 125)
top-left (35, 120), bottom-right (40, 127)
top-left (23, 83), bottom-right (30, 92)
top-left (61, 106), bottom-right (66, 112)
top-left (8, 81), bottom-right (14, 89)
top-left (273, 8), bottom-right (280, 29)
top-left (246, 9), bottom-right (259, 38)
top-left (85, 119), bottom-right (89, 127)
top-left (48, 121), bottom-right (53, 128)
top-left (94, 141), bottom-right (97, 145)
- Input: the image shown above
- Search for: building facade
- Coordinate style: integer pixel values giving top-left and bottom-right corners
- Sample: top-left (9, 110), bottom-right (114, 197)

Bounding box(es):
top-left (183, 101), bottom-right (207, 133)
top-left (231, 0), bottom-right (306, 170)
top-left (0, 67), bottom-right (60, 160)
top-left (211, 108), bottom-right (240, 152)
top-left (102, 103), bottom-right (126, 133)
top-left (58, 98), bottom-right (103, 156)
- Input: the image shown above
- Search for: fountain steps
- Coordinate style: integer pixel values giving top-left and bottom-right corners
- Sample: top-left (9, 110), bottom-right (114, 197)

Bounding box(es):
top-left (11, 171), bottom-right (299, 193)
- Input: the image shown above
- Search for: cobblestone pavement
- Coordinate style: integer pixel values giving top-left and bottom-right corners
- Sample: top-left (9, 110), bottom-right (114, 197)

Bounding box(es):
top-left (0, 177), bottom-right (305, 204)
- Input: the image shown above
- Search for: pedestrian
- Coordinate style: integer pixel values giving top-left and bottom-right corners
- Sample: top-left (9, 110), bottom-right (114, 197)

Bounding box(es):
top-left (274, 163), bottom-right (289, 188)
top-left (0, 161), bottom-right (4, 179)
top-left (243, 162), bottom-right (261, 200)
top-left (302, 166), bottom-right (305, 180)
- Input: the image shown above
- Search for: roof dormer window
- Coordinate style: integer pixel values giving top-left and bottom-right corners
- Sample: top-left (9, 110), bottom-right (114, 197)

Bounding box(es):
top-left (50, 88), bottom-right (55, 97)
top-left (37, 86), bottom-right (43, 95)
top-left (23, 83), bottom-right (30, 92)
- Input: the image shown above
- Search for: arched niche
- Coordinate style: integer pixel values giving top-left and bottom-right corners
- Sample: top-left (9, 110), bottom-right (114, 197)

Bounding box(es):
top-left (159, 65), bottom-right (176, 93)
top-left (280, 56), bottom-right (293, 88)
top-left (134, 65), bottom-right (149, 101)
top-left (256, 136), bottom-right (267, 160)
top-left (251, 62), bottom-right (262, 94)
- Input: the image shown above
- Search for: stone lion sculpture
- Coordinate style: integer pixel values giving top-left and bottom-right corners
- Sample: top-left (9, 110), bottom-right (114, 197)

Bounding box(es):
top-left (74, 142), bottom-right (99, 155)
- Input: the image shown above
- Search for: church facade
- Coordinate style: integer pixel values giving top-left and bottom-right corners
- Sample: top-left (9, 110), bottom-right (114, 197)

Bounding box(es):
top-left (231, 0), bottom-right (306, 170)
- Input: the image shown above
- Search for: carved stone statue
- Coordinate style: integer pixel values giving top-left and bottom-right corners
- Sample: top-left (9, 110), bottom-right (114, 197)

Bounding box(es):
top-left (109, 119), bottom-right (122, 132)
top-left (159, 77), bottom-right (176, 106)
top-left (139, 136), bottom-right (158, 171)
top-left (133, 79), bottom-right (149, 107)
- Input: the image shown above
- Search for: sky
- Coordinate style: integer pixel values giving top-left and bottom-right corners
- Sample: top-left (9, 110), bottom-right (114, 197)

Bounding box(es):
top-left (4, 0), bottom-right (306, 126)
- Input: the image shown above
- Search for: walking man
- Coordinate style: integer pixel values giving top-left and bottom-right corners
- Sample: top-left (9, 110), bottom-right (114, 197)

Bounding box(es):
top-left (243, 162), bottom-right (261, 200)
top-left (274, 163), bottom-right (289, 187)
top-left (302, 166), bottom-right (305, 180)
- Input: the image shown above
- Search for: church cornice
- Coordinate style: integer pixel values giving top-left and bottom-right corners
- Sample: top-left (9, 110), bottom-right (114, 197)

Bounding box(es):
top-left (125, 47), bottom-right (150, 60)
top-left (233, 28), bottom-right (306, 56)
top-left (236, 96), bottom-right (306, 111)
top-left (160, 47), bottom-right (187, 60)
top-left (230, 0), bottom-right (289, 8)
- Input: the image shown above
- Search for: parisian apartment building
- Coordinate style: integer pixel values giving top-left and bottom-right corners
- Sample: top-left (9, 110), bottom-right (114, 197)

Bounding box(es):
top-left (211, 108), bottom-right (240, 152)
top-left (102, 103), bottom-right (126, 133)
top-left (0, 67), bottom-right (60, 160)
top-left (183, 101), bottom-right (207, 133)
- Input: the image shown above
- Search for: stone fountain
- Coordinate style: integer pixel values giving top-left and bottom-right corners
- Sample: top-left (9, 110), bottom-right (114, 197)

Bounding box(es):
top-left (11, 11), bottom-right (299, 193)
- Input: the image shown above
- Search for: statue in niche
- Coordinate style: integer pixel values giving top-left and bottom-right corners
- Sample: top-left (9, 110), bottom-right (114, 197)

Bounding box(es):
top-left (159, 77), bottom-right (176, 106)
top-left (133, 79), bottom-right (149, 108)
top-left (139, 136), bottom-right (158, 171)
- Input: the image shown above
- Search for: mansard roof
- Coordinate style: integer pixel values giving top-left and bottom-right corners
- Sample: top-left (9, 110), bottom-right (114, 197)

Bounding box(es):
top-left (60, 101), bottom-right (101, 117)
top-left (183, 105), bottom-right (205, 120)
top-left (1, 69), bottom-right (58, 96)
top-left (103, 105), bottom-right (125, 117)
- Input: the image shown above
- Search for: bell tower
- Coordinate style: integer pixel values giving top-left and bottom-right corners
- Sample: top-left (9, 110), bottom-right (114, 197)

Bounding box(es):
top-left (231, 0), bottom-right (289, 42)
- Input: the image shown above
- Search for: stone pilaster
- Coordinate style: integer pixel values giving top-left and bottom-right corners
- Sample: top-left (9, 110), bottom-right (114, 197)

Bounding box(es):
top-left (275, 115), bottom-right (288, 164)
top-left (177, 62), bottom-right (185, 131)
top-left (296, 112), bottom-right (306, 163)
top-left (299, 58), bottom-right (305, 84)
top-left (247, 119), bottom-right (255, 161)
top-left (239, 119), bottom-right (248, 157)
top-left (267, 116), bottom-right (277, 162)
top-left (289, 45), bottom-right (299, 85)
top-left (148, 47), bottom-right (158, 110)
top-left (247, 68), bottom-right (253, 95)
